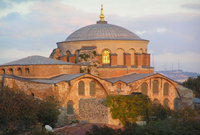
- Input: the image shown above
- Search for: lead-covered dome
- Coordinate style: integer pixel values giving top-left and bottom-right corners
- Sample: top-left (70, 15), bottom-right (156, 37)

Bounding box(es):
top-left (66, 23), bottom-right (142, 42)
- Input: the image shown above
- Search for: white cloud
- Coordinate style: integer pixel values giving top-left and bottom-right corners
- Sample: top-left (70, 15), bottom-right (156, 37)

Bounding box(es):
top-left (156, 28), bottom-right (167, 33)
top-left (135, 30), bottom-right (147, 35)
top-left (0, 1), bottom-right (34, 19)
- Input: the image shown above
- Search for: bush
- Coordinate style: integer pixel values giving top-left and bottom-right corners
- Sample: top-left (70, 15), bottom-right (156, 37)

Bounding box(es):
top-left (37, 96), bottom-right (60, 128)
top-left (85, 125), bottom-right (121, 135)
top-left (0, 86), bottom-right (60, 134)
top-left (151, 104), bottom-right (169, 120)
top-left (104, 95), bottom-right (152, 125)
top-left (85, 119), bottom-right (200, 135)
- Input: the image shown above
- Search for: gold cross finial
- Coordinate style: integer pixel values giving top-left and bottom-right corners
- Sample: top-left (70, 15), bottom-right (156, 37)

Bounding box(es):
top-left (99, 4), bottom-right (105, 21)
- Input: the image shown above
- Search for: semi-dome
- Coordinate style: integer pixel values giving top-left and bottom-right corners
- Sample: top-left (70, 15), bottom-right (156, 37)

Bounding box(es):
top-left (66, 23), bottom-right (142, 42)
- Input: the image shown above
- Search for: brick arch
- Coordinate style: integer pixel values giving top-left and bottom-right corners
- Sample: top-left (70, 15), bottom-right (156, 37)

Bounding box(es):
top-left (128, 48), bottom-right (136, 65)
top-left (70, 76), bottom-right (110, 96)
top-left (129, 75), bottom-right (179, 96)
top-left (0, 68), bottom-right (5, 74)
top-left (139, 48), bottom-right (143, 53)
top-left (115, 48), bottom-right (125, 65)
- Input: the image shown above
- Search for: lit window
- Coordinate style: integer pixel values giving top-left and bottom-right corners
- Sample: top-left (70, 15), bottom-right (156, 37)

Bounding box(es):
top-left (102, 50), bottom-right (110, 64)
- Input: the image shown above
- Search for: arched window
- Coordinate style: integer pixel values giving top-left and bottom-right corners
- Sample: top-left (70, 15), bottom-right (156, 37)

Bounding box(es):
top-left (102, 49), bottom-right (110, 64)
top-left (78, 81), bottom-right (85, 95)
top-left (66, 51), bottom-right (71, 62)
top-left (17, 68), bottom-right (22, 75)
top-left (141, 82), bottom-right (148, 95)
top-left (90, 81), bottom-right (95, 95)
top-left (0, 69), bottom-right (5, 74)
top-left (67, 100), bottom-right (74, 114)
top-left (9, 68), bottom-right (13, 75)
top-left (153, 80), bottom-right (159, 94)
top-left (25, 68), bottom-right (29, 74)
top-left (128, 49), bottom-right (136, 66)
top-left (163, 82), bottom-right (169, 96)
top-left (163, 98), bottom-right (169, 108)
top-left (174, 98), bottom-right (179, 111)
top-left (139, 48), bottom-right (143, 53)
top-left (153, 99), bottom-right (159, 106)
top-left (116, 48), bottom-right (124, 65)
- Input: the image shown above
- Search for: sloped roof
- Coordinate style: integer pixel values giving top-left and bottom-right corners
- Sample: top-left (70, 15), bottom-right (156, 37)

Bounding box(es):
top-left (105, 73), bottom-right (156, 84)
top-left (0, 55), bottom-right (75, 66)
top-left (2, 74), bottom-right (84, 84)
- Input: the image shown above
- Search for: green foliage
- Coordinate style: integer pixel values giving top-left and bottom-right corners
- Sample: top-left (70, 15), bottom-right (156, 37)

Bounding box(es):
top-left (104, 95), bottom-right (152, 125)
top-left (93, 51), bottom-right (97, 56)
top-left (175, 106), bottom-right (198, 120)
top-left (37, 96), bottom-right (60, 128)
top-left (79, 54), bottom-right (90, 61)
top-left (182, 76), bottom-right (200, 98)
top-left (33, 129), bottom-right (55, 135)
top-left (86, 119), bottom-right (200, 135)
top-left (151, 104), bottom-right (170, 120)
top-left (85, 125), bottom-right (121, 135)
top-left (0, 86), bottom-right (60, 134)
top-left (80, 67), bottom-right (86, 73)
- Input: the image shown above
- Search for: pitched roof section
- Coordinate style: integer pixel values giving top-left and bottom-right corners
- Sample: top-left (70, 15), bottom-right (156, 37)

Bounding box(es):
top-left (0, 55), bottom-right (75, 66)
top-left (105, 73), bottom-right (156, 84)
top-left (2, 74), bottom-right (85, 84)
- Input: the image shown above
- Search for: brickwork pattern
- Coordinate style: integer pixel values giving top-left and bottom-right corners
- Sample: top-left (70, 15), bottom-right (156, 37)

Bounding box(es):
top-left (79, 98), bottom-right (108, 123)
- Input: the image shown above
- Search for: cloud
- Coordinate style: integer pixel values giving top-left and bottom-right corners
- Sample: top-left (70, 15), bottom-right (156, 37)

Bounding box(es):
top-left (181, 3), bottom-right (200, 10)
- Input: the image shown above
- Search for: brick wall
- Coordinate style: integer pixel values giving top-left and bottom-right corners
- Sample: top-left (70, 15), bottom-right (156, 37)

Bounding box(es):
top-left (79, 98), bottom-right (108, 123)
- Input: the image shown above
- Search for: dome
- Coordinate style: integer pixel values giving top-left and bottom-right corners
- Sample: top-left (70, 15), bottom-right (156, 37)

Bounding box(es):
top-left (66, 23), bottom-right (142, 42)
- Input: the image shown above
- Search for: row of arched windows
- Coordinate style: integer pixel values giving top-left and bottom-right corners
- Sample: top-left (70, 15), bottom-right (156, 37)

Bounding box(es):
top-left (153, 98), bottom-right (179, 110)
top-left (0, 68), bottom-right (30, 75)
top-left (65, 48), bottom-right (147, 66)
top-left (141, 81), bottom-right (169, 96)
top-left (78, 81), bottom-right (96, 95)
top-left (101, 48), bottom-right (147, 65)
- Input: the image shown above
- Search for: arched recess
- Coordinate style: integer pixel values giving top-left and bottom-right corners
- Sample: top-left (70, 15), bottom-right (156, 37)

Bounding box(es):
top-left (174, 98), bottom-right (180, 111)
top-left (153, 99), bottom-right (159, 106)
top-left (163, 98), bottom-right (169, 108)
top-left (116, 48), bottom-right (124, 65)
top-left (128, 48), bottom-right (136, 65)
top-left (102, 49), bottom-right (111, 64)
top-left (163, 82), bottom-right (169, 96)
top-left (0, 69), bottom-right (5, 74)
top-left (66, 51), bottom-right (71, 62)
top-left (25, 68), bottom-right (29, 74)
top-left (90, 81), bottom-right (95, 95)
top-left (139, 48), bottom-right (143, 53)
top-left (145, 49), bottom-right (147, 53)
top-left (67, 100), bottom-right (74, 114)
top-left (78, 81), bottom-right (85, 95)
top-left (153, 80), bottom-right (159, 94)
top-left (9, 68), bottom-right (13, 75)
top-left (17, 68), bottom-right (22, 75)
top-left (141, 82), bottom-right (148, 95)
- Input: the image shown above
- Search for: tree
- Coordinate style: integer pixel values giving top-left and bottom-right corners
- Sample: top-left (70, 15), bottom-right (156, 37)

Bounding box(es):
top-left (104, 95), bottom-right (152, 125)
top-left (182, 76), bottom-right (200, 98)
top-left (0, 86), bottom-right (60, 134)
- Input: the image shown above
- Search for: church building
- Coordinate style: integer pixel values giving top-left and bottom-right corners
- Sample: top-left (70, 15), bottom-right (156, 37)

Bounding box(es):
top-left (0, 5), bottom-right (193, 125)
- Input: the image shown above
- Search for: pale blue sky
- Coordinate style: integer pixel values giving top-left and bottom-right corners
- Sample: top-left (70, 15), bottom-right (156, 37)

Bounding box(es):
top-left (0, 0), bottom-right (200, 73)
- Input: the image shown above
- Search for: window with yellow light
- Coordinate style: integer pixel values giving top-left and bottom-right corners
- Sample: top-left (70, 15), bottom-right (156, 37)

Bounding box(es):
top-left (102, 50), bottom-right (110, 64)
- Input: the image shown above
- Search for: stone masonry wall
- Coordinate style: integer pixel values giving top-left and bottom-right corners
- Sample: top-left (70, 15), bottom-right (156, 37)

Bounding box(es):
top-left (79, 98), bottom-right (108, 123)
